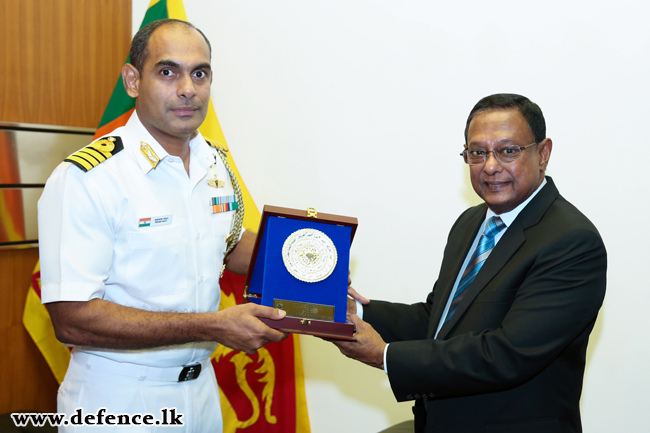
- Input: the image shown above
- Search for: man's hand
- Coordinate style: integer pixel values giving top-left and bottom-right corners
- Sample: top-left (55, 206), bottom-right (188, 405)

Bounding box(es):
top-left (347, 286), bottom-right (370, 316)
top-left (211, 304), bottom-right (289, 354)
top-left (331, 314), bottom-right (386, 370)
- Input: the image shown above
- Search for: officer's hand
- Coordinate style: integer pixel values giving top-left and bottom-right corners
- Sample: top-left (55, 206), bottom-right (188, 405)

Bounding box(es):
top-left (212, 304), bottom-right (289, 354)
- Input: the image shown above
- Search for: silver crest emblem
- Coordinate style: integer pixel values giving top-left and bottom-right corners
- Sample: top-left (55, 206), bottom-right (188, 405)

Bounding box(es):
top-left (282, 229), bottom-right (338, 283)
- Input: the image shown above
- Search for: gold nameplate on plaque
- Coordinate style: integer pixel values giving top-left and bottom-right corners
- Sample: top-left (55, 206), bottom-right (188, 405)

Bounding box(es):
top-left (273, 299), bottom-right (335, 322)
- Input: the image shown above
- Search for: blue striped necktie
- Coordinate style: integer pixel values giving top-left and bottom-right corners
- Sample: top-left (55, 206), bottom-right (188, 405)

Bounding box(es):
top-left (441, 216), bottom-right (507, 328)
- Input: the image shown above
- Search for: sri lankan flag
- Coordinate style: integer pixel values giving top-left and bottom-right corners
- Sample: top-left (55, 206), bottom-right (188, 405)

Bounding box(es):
top-left (23, 1), bottom-right (310, 431)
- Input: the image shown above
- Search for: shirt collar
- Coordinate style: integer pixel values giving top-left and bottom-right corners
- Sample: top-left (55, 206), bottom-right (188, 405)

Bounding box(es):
top-left (125, 110), bottom-right (214, 174)
top-left (486, 177), bottom-right (548, 227)
top-left (189, 130), bottom-right (217, 172)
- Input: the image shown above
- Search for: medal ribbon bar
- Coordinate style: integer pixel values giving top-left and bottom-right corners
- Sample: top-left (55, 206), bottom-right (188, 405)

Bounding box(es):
top-left (211, 195), bottom-right (239, 214)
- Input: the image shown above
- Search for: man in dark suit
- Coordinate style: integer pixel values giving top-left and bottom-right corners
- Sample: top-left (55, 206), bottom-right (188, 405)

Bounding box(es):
top-left (334, 93), bottom-right (606, 433)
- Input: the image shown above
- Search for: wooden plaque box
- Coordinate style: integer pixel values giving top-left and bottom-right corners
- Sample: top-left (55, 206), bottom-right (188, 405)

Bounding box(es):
top-left (244, 206), bottom-right (358, 340)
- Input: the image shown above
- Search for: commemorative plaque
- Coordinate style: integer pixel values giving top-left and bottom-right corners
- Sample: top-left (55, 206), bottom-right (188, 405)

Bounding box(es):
top-left (243, 206), bottom-right (358, 340)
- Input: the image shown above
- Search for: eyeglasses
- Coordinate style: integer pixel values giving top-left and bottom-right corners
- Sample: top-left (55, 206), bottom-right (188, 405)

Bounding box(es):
top-left (460, 142), bottom-right (538, 165)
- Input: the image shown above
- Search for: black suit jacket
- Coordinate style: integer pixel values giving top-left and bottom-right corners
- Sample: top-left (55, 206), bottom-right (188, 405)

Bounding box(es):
top-left (364, 177), bottom-right (606, 433)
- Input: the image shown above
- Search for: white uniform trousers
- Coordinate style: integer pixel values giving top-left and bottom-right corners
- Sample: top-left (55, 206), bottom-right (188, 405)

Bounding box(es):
top-left (57, 352), bottom-right (223, 432)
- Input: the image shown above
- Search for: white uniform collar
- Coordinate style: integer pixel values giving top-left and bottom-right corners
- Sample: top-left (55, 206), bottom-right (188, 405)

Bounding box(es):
top-left (124, 110), bottom-right (215, 175)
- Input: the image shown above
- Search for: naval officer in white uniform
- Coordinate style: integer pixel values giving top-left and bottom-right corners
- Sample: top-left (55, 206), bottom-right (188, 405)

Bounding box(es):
top-left (38, 19), bottom-right (288, 432)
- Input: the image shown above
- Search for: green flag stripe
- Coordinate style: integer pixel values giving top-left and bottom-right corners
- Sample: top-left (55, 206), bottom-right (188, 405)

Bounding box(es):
top-left (97, 1), bottom-right (169, 129)
top-left (137, 0), bottom-right (170, 31)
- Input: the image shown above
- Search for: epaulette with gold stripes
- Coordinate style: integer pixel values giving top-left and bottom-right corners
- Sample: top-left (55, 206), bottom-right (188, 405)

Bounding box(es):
top-left (64, 136), bottom-right (124, 172)
top-left (205, 138), bottom-right (229, 154)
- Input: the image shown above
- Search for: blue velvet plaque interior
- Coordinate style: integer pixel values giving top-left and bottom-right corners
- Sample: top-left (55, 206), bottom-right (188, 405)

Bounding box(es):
top-left (247, 215), bottom-right (352, 324)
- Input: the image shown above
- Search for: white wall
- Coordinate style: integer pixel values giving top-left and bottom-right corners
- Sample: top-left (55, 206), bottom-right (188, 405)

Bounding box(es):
top-left (134, 1), bottom-right (650, 431)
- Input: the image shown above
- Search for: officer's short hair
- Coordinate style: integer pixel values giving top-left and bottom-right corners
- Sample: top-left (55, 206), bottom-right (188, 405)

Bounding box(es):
top-left (129, 19), bottom-right (212, 74)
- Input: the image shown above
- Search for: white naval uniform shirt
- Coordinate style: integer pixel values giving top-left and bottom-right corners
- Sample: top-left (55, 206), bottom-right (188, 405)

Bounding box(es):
top-left (39, 111), bottom-right (239, 368)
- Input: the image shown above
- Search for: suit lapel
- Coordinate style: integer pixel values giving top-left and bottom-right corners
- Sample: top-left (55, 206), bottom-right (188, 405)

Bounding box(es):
top-left (435, 177), bottom-right (560, 340)
top-left (427, 207), bottom-right (485, 338)
top-left (436, 221), bottom-right (525, 339)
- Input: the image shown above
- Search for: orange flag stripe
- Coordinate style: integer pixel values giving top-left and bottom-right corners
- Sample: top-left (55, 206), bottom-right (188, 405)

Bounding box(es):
top-left (94, 108), bottom-right (135, 140)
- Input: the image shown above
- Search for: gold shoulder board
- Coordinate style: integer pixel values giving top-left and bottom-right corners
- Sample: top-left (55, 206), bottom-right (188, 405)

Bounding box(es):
top-left (205, 138), bottom-right (229, 154)
top-left (64, 136), bottom-right (124, 172)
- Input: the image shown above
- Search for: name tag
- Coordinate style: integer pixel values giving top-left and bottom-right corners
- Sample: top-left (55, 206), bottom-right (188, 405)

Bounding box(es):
top-left (138, 215), bottom-right (173, 228)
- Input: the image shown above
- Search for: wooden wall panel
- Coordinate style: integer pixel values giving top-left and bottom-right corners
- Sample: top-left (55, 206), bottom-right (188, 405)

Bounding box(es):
top-left (0, 0), bottom-right (132, 128)
top-left (0, 247), bottom-right (59, 413)
top-left (0, 0), bottom-right (131, 415)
